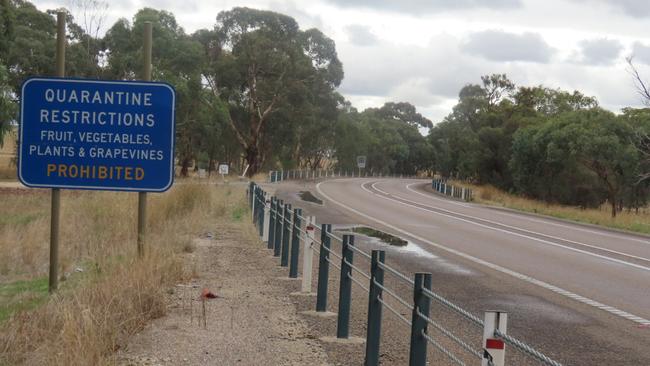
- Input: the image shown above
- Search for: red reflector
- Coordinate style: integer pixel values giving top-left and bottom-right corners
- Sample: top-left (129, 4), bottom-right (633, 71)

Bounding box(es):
top-left (486, 339), bottom-right (505, 350)
top-left (307, 226), bottom-right (315, 231)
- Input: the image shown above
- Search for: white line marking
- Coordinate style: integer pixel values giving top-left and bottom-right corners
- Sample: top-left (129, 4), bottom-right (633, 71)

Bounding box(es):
top-left (372, 182), bottom-right (650, 266)
top-left (405, 181), bottom-right (650, 245)
top-left (316, 180), bottom-right (650, 326)
top-left (370, 181), bottom-right (650, 272)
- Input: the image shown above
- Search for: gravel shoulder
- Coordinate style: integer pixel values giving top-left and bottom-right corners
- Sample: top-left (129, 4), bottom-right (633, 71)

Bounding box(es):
top-left (117, 220), bottom-right (330, 366)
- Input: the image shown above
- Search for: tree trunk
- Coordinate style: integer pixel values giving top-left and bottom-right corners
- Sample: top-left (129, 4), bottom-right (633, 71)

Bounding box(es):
top-left (245, 145), bottom-right (261, 177)
top-left (180, 157), bottom-right (191, 177)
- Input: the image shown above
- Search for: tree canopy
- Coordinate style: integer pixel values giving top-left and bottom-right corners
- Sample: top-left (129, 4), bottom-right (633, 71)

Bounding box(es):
top-left (1, 1), bottom-right (649, 215)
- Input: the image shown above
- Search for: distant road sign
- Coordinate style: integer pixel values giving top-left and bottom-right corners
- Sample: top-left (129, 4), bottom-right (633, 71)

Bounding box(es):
top-left (218, 164), bottom-right (229, 175)
top-left (18, 78), bottom-right (175, 192)
top-left (357, 155), bottom-right (367, 169)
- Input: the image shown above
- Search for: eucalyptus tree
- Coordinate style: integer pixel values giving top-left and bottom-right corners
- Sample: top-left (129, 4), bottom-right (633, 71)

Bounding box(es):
top-left (510, 108), bottom-right (638, 216)
top-left (104, 8), bottom-right (218, 176)
top-left (0, 64), bottom-right (13, 145)
top-left (199, 7), bottom-right (343, 176)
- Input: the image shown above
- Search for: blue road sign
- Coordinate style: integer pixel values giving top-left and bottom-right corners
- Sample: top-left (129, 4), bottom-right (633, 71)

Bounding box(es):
top-left (18, 78), bottom-right (175, 192)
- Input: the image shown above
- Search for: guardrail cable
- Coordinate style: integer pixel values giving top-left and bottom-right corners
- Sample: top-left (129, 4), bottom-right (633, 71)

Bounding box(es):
top-left (415, 308), bottom-right (482, 359)
top-left (342, 258), bottom-right (371, 280)
top-left (377, 262), bottom-right (415, 286)
top-left (348, 245), bottom-right (372, 260)
top-left (377, 297), bottom-right (412, 327)
top-left (325, 256), bottom-right (342, 271)
top-left (372, 278), bottom-right (414, 311)
top-left (421, 288), bottom-right (484, 327)
top-left (294, 225), bottom-right (308, 236)
top-left (325, 231), bottom-right (344, 243)
top-left (321, 245), bottom-right (343, 260)
top-left (347, 272), bottom-right (370, 293)
top-left (421, 330), bottom-right (468, 366)
top-left (494, 329), bottom-right (563, 366)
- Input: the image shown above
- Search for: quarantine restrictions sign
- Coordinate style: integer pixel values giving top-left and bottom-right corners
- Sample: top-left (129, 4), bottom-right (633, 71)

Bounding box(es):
top-left (18, 78), bottom-right (175, 192)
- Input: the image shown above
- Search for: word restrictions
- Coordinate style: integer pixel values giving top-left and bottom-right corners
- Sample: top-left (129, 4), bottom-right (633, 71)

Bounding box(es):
top-left (19, 78), bottom-right (175, 192)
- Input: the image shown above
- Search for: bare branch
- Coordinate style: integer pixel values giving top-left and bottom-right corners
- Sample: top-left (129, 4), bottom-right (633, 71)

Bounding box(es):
top-left (626, 56), bottom-right (650, 106)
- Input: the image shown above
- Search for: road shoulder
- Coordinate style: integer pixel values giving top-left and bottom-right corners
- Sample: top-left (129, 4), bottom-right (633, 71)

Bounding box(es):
top-left (117, 220), bottom-right (330, 366)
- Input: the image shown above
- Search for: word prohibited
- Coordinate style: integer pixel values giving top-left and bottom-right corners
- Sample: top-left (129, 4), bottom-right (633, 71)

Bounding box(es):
top-left (19, 78), bottom-right (175, 192)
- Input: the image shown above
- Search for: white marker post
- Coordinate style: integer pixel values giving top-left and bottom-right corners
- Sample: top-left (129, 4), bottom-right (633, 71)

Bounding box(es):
top-left (262, 198), bottom-right (271, 243)
top-left (301, 216), bottom-right (316, 293)
top-left (482, 311), bottom-right (507, 366)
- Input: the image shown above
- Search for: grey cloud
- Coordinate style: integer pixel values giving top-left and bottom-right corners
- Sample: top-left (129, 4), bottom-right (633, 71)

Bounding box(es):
top-left (576, 38), bottom-right (623, 65)
top-left (345, 25), bottom-right (379, 47)
top-left (338, 34), bottom-right (487, 101)
top-left (461, 30), bottom-right (554, 63)
top-left (631, 42), bottom-right (650, 65)
top-left (570, 0), bottom-right (650, 18)
top-left (268, 1), bottom-right (325, 31)
top-left (325, 0), bottom-right (522, 14)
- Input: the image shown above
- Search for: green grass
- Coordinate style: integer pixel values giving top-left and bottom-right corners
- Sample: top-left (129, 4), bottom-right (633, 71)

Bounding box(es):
top-left (0, 212), bottom-right (43, 227)
top-left (231, 206), bottom-right (246, 221)
top-left (0, 277), bottom-right (49, 322)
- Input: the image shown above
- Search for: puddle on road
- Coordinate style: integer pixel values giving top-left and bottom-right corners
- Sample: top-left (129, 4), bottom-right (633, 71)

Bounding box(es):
top-left (350, 226), bottom-right (407, 246)
top-left (298, 191), bottom-right (323, 205)
top-left (335, 225), bottom-right (474, 275)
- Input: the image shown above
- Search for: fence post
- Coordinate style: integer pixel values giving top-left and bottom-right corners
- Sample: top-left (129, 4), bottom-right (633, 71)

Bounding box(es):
top-left (273, 200), bottom-right (284, 257)
top-left (316, 224), bottom-right (332, 312)
top-left (337, 234), bottom-right (354, 339)
top-left (250, 183), bottom-right (255, 221)
top-left (281, 204), bottom-right (292, 267)
top-left (409, 273), bottom-right (432, 366)
top-left (302, 216), bottom-right (316, 293)
top-left (268, 197), bottom-right (276, 249)
top-left (257, 192), bottom-right (266, 238)
top-left (289, 208), bottom-right (302, 278)
top-left (254, 187), bottom-right (260, 228)
top-left (481, 311), bottom-right (507, 366)
top-left (364, 250), bottom-right (385, 366)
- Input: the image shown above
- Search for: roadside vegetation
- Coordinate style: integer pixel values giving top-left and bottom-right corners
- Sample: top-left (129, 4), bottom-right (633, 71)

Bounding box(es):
top-left (2, 1), bottom-right (649, 222)
top-left (0, 183), bottom-right (248, 365)
top-left (452, 182), bottom-right (650, 235)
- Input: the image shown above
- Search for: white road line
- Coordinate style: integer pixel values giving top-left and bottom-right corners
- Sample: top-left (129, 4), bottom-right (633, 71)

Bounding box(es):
top-left (372, 182), bottom-right (650, 265)
top-left (405, 181), bottom-right (650, 245)
top-left (316, 180), bottom-right (650, 326)
top-left (369, 181), bottom-right (650, 272)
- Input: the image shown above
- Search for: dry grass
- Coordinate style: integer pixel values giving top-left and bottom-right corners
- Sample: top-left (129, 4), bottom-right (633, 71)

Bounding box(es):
top-left (0, 165), bottom-right (15, 181)
top-left (251, 172), bottom-right (269, 183)
top-left (0, 182), bottom-right (249, 365)
top-left (457, 182), bottom-right (650, 235)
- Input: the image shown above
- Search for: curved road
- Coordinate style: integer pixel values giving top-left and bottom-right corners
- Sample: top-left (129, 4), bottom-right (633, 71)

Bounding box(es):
top-left (309, 178), bottom-right (650, 364)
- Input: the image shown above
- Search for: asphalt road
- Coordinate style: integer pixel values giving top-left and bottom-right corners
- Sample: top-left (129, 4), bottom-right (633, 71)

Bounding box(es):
top-left (279, 177), bottom-right (650, 365)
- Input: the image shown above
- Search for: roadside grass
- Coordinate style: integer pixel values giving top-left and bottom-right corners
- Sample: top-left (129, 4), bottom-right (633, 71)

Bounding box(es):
top-left (0, 278), bottom-right (48, 323)
top-left (456, 182), bottom-right (650, 235)
top-left (0, 166), bottom-right (15, 181)
top-left (0, 182), bottom-right (248, 365)
top-left (251, 172), bottom-right (269, 183)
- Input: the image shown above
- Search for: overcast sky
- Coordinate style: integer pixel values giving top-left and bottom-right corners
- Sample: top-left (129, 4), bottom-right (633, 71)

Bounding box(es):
top-left (33, 0), bottom-right (650, 123)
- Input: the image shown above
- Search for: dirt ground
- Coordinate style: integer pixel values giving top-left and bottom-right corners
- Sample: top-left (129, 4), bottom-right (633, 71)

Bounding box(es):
top-left (117, 221), bottom-right (330, 366)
